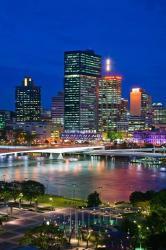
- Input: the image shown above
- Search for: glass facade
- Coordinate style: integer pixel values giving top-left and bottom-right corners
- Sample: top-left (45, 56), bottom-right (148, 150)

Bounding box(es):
top-left (16, 77), bottom-right (41, 122)
top-left (51, 92), bottom-right (64, 126)
top-left (98, 76), bottom-right (122, 132)
top-left (152, 103), bottom-right (166, 125)
top-left (141, 91), bottom-right (152, 128)
top-left (64, 50), bottom-right (101, 131)
top-left (128, 115), bottom-right (146, 132)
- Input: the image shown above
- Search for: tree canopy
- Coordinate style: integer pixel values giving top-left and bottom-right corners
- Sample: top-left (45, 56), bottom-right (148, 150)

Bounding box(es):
top-left (87, 191), bottom-right (101, 207)
top-left (21, 180), bottom-right (45, 203)
top-left (129, 190), bottom-right (155, 205)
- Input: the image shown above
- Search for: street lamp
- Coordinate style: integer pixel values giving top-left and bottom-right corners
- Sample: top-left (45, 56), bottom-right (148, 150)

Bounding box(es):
top-left (46, 220), bottom-right (50, 226)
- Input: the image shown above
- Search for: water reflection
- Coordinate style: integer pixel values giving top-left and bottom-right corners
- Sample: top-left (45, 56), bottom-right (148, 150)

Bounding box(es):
top-left (0, 157), bottom-right (166, 201)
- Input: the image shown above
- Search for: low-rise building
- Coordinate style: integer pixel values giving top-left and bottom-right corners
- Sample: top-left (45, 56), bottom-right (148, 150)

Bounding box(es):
top-left (132, 129), bottom-right (166, 146)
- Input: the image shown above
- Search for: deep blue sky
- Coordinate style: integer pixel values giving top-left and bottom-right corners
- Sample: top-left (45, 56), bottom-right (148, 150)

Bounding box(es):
top-left (0, 0), bottom-right (166, 110)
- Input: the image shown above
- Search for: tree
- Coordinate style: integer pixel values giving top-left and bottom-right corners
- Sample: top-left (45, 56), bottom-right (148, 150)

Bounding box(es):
top-left (145, 232), bottom-right (166, 250)
top-left (129, 191), bottom-right (146, 205)
top-left (9, 181), bottom-right (22, 202)
top-left (24, 132), bottom-right (37, 146)
top-left (107, 131), bottom-right (124, 142)
top-left (0, 130), bottom-right (7, 143)
top-left (21, 180), bottom-right (45, 204)
top-left (129, 190), bottom-right (155, 205)
top-left (87, 191), bottom-right (101, 208)
top-left (0, 182), bottom-right (12, 205)
top-left (20, 224), bottom-right (68, 250)
top-left (151, 189), bottom-right (166, 209)
top-left (14, 129), bottom-right (26, 145)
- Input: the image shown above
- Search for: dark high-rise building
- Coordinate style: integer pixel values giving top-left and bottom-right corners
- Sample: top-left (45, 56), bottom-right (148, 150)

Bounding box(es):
top-left (64, 50), bottom-right (101, 131)
top-left (51, 91), bottom-right (64, 127)
top-left (152, 103), bottom-right (166, 128)
top-left (0, 113), bottom-right (6, 130)
top-left (16, 77), bottom-right (41, 122)
top-left (98, 75), bottom-right (122, 132)
top-left (117, 98), bottom-right (129, 132)
top-left (0, 110), bottom-right (14, 129)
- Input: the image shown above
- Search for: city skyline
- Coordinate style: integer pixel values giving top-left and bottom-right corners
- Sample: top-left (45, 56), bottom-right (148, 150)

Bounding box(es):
top-left (0, 0), bottom-right (166, 110)
top-left (0, 50), bottom-right (165, 112)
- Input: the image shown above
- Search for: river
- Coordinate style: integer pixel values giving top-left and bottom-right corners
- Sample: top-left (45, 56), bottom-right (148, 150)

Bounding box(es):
top-left (0, 156), bottom-right (166, 202)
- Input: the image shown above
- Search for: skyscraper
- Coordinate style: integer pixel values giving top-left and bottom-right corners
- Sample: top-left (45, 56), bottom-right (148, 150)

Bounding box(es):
top-left (51, 91), bottom-right (64, 127)
top-left (130, 88), bottom-right (142, 116)
top-left (16, 77), bottom-right (41, 122)
top-left (64, 50), bottom-right (101, 131)
top-left (98, 75), bottom-right (122, 132)
top-left (130, 88), bottom-right (152, 116)
top-left (130, 88), bottom-right (152, 128)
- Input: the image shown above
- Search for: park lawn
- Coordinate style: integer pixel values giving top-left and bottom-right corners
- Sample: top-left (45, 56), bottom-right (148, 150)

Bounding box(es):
top-left (36, 194), bottom-right (86, 208)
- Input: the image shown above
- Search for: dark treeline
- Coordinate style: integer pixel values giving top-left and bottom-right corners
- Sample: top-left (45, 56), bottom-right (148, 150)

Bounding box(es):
top-left (0, 180), bottom-right (45, 204)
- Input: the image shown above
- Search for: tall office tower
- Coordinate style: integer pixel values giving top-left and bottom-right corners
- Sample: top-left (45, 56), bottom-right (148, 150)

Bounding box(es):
top-left (0, 110), bottom-right (14, 129)
top-left (51, 92), bottom-right (64, 127)
top-left (64, 50), bottom-right (101, 131)
top-left (130, 88), bottom-right (142, 116)
top-left (119, 98), bottom-right (128, 119)
top-left (98, 75), bottom-right (122, 132)
top-left (117, 98), bottom-right (129, 132)
top-left (130, 88), bottom-right (152, 116)
top-left (130, 88), bottom-right (152, 128)
top-left (152, 103), bottom-right (166, 128)
top-left (16, 77), bottom-right (41, 122)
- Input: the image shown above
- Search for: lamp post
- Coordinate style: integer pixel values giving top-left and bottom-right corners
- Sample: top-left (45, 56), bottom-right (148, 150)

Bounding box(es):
top-left (49, 197), bottom-right (53, 210)
top-left (18, 193), bottom-right (23, 209)
top-left (35, 198), bottom-right (38, 212)
top-left (81, 207), bottom-right (84, 226)
top-left (135, 224), bottom-right (144, 250)
top-left (45, 179), bottom-right (49, 194)
top-left (71, 183), bottom-right (78, 241)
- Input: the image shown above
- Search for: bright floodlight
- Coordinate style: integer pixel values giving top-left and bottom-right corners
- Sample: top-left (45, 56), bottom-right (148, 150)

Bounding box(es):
top-left (106, 58), bottom-right (111, 72)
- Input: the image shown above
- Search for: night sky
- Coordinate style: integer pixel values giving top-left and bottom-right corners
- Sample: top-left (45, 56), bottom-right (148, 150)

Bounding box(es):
top-left (0, 0), bottom-right (166, 110)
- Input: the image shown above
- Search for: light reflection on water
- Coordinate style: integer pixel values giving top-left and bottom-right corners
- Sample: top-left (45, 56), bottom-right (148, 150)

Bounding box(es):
top-left (0, 157), bottom-right (166, 201)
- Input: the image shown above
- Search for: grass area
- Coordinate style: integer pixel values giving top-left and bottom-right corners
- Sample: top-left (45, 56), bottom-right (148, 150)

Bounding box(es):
top-left (36, 194), bottom-right (87, 208)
